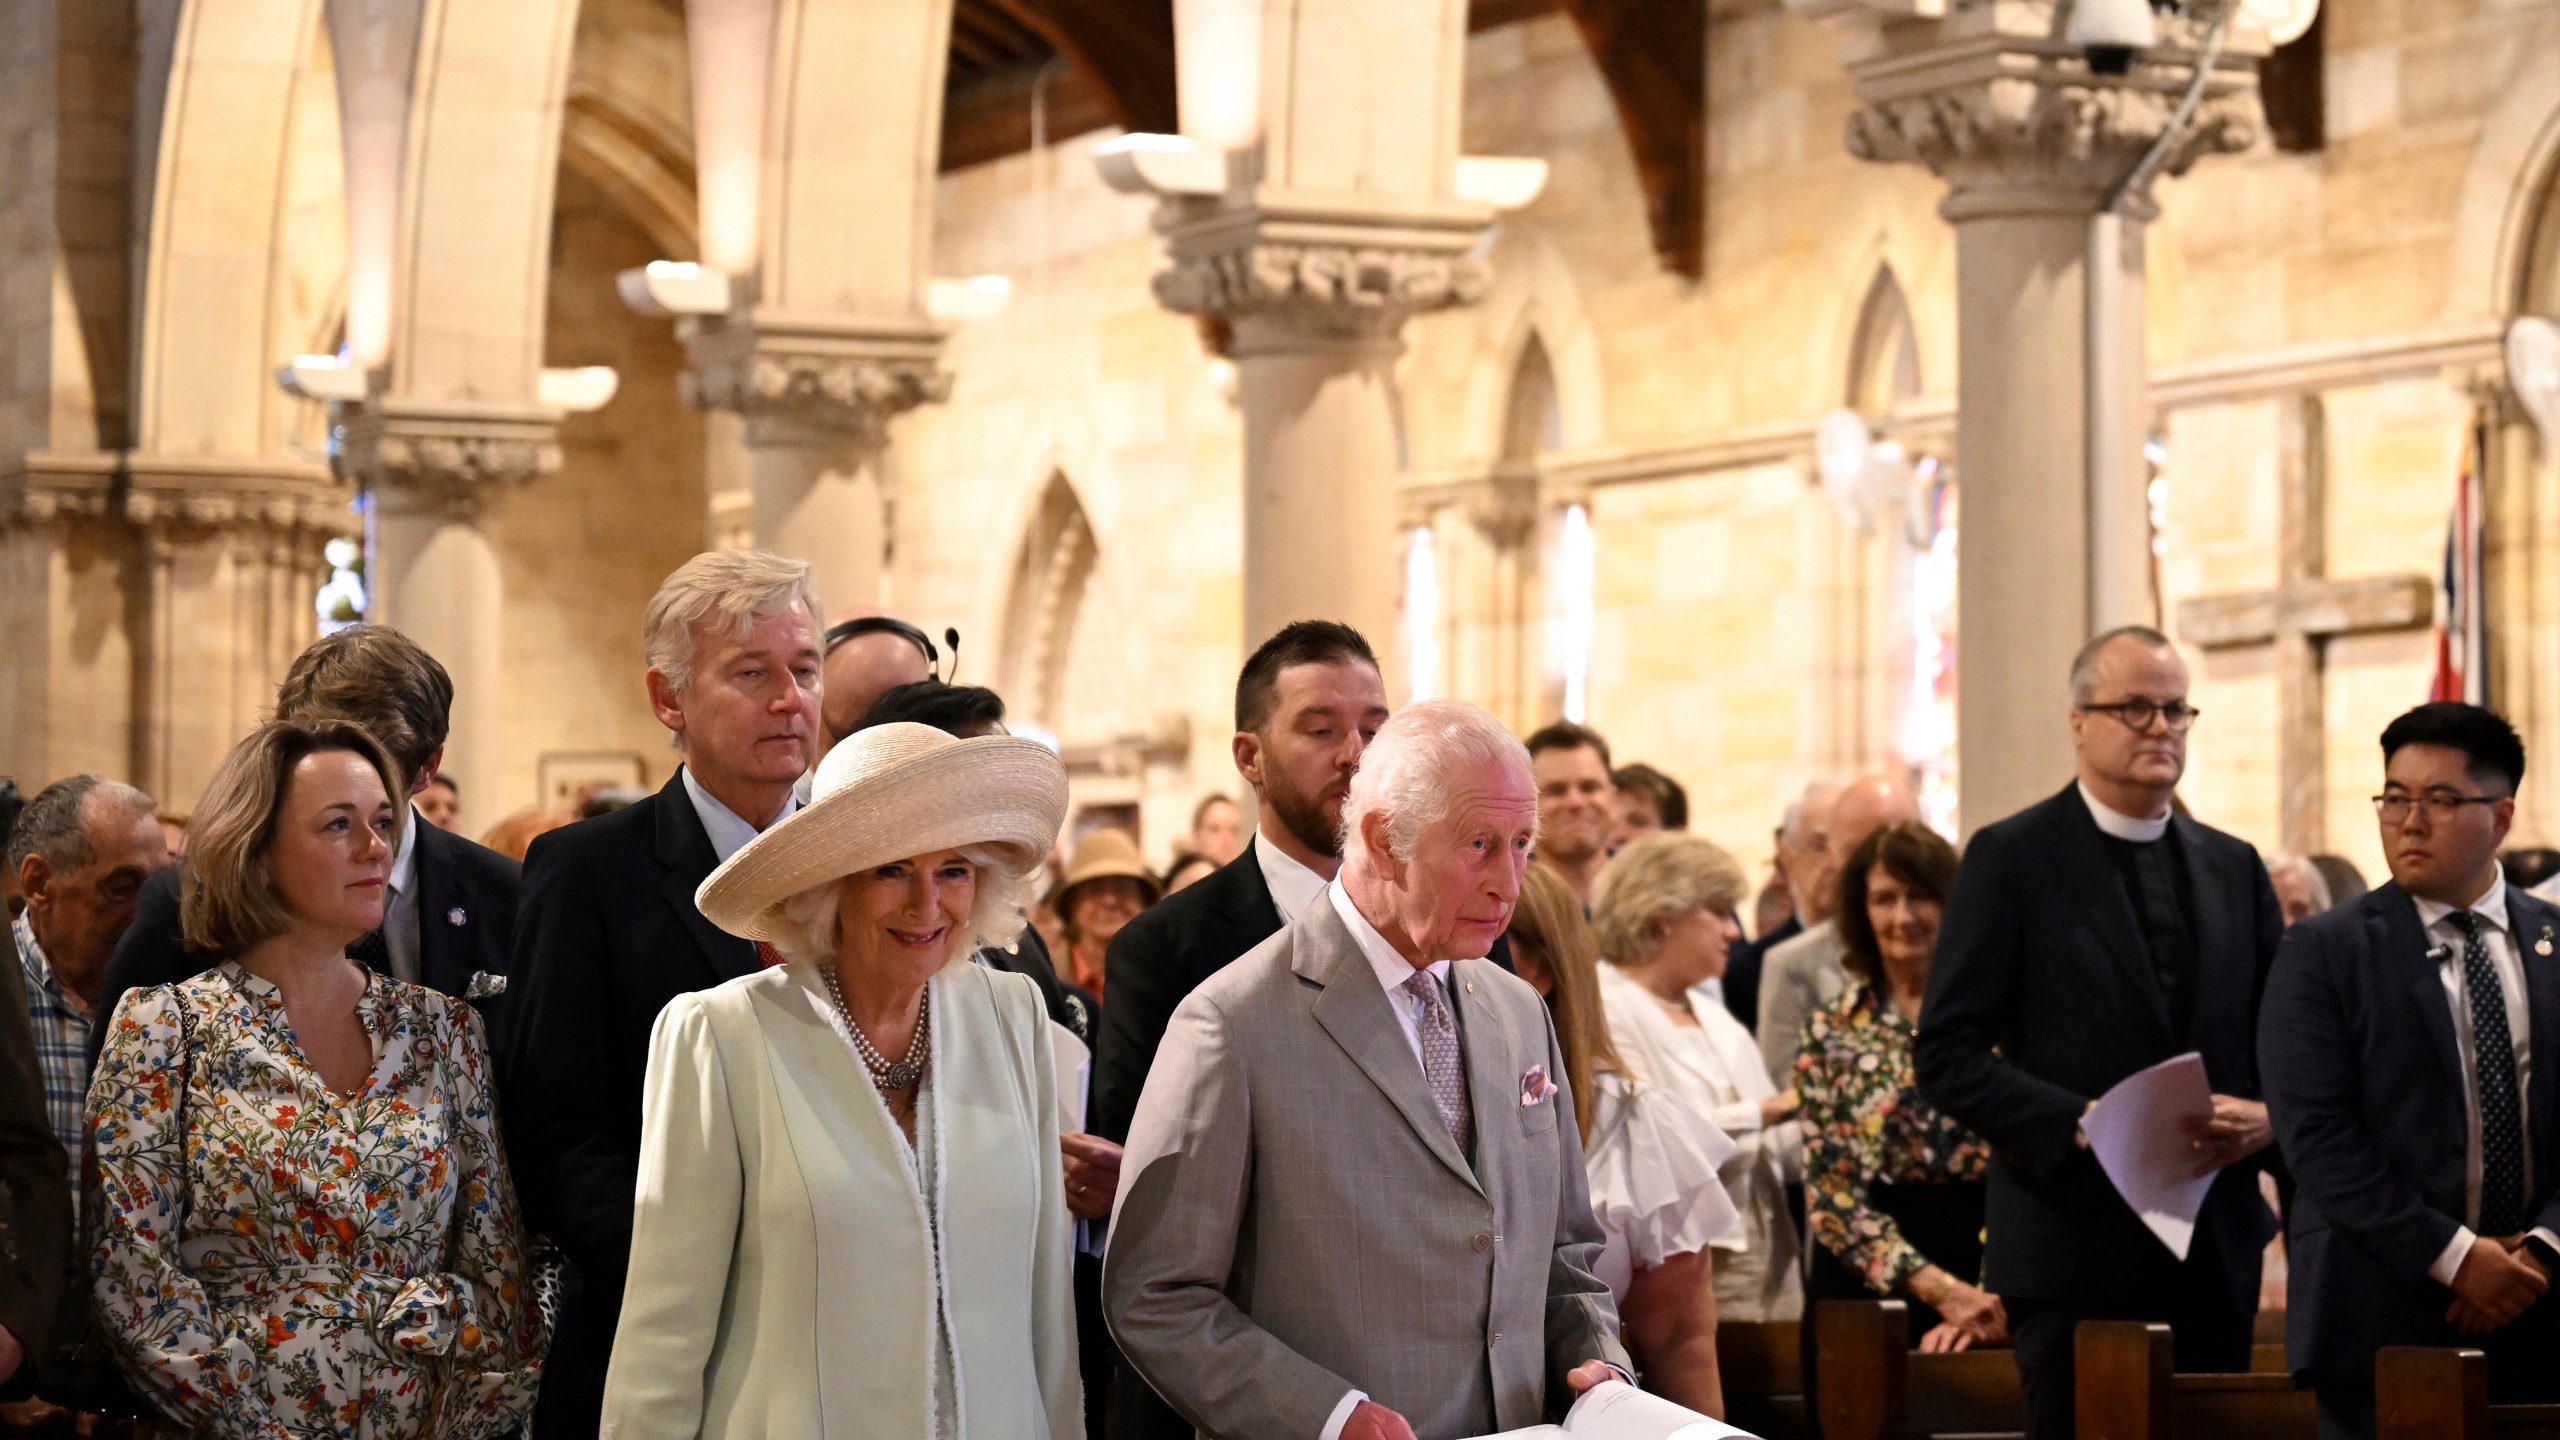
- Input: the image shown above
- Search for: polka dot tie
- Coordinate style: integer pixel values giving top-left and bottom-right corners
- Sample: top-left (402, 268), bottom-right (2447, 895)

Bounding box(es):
top-left (1402, 971), bottom-right (1474, 1157)
top-left (755, 940), bottom-right (787, 970)
top-left (2449, 911), bottom-right (2527, 1236)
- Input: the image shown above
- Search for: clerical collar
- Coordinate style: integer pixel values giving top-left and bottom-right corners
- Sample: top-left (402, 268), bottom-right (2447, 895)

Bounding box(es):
top-left (2079, 782), bottom-right (2170, 844)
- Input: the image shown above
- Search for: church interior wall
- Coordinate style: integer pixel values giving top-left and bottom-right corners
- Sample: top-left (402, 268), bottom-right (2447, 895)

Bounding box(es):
top-left (482, 162), bottom-right (709, 820)
top-left (901, 133), bottom-right (1247, 857)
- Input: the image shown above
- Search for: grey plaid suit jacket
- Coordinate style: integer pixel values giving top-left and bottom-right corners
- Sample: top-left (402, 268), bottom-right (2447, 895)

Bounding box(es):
top-left (1102, 894), bottom-right (1630, 1440)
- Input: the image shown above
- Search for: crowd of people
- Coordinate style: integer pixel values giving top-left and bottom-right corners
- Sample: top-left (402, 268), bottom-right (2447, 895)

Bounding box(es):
top-left (0, 549), bottom-right (2554, 1440)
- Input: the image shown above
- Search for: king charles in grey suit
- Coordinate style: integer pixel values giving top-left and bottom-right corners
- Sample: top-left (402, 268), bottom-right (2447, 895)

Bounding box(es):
top-left (1105, 699), bottom-right (1632, 1440)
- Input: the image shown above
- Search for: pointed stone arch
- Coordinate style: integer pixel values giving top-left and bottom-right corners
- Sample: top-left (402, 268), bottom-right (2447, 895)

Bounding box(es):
top-left (1500, 333), bottom-right (1563, 465)
top-left (999, 471), bottom-right (1099, 730)
top-left (1845, 264), bottom-right (1923, 416)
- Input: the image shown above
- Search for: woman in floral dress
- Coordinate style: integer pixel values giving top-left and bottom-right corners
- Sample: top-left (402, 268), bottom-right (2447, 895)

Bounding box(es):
top-left (88, 720), bottom-right (543, 1439)
top-left (1794, 820), bottom-right (2002, 1356)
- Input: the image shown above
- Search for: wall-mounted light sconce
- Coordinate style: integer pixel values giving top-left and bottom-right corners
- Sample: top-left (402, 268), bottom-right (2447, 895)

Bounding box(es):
top-left (1094, 133), bottom-right (1227, 198)
top-left (537, 366), bottom-right (621, 412)
top-left (616, 260), bottom-right (737, 318)
top-left (276, 354), bottom-right (371, 403)
top-left (925, 275), bottom-right (1015, 322)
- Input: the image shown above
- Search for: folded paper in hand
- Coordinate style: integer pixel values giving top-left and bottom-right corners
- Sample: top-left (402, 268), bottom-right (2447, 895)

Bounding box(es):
top-left (2079, 1050), bottom-right (2217, 1260)
top-left (1472, 1380), bottom-right (1759, 1440)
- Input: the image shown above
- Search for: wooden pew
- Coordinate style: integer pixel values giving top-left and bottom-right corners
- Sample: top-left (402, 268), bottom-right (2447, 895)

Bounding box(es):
top-left (2375, 1347), bottom-right (2560, 1440)
top-left (1717, 1319), bottom-right (1807, 1439)
top-left (2074, 1321), bottom-right (2314, 1440)
top-left (1812, 1299), bottom-right (2022, 1440)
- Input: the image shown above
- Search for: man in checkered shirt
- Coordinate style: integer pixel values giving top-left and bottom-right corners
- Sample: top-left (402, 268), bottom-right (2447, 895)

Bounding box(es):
top-left (8, 775), bottom-right (169, 1224)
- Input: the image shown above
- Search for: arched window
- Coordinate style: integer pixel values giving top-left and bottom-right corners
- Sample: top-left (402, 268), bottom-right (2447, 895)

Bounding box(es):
top-left (998, 471), bottom-right (1098, 730)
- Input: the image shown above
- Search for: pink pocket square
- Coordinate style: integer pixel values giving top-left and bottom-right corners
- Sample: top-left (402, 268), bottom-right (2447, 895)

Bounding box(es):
top-left (1520, 1064), bottom-right (1558, 1108)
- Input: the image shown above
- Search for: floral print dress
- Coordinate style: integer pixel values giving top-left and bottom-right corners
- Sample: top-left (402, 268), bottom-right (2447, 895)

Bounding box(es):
top-left (88, 962), bottom-right (545, 1440)
top-left (1792, 981), bottom-right (1992, 1293)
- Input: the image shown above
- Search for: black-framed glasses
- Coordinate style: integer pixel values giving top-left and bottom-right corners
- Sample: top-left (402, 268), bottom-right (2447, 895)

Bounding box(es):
top-left (2079, 699), bottom-right (2201, 733)
top-left (2372, 792), bottom-right (2505, 825)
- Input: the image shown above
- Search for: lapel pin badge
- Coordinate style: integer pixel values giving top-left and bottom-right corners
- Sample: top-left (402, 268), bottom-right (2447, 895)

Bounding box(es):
top-left (2537, 924), bottom-right (2552, 958)
top-left (448, 907), bottom-right (468, 928)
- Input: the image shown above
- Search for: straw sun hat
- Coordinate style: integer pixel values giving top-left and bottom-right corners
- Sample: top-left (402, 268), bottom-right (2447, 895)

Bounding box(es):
top-left (1045, 827), bottom-right (1163, 914)
top-left (695, 721), bottom-right (1070, 944)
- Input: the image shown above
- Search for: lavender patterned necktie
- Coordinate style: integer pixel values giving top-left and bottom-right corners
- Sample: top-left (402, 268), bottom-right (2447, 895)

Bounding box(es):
top-left (1402, 971), bottom-right (1475, 1155)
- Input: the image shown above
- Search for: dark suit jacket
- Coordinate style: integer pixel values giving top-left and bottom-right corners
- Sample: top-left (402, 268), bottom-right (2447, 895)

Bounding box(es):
top-left (2260, 881), bottom-right (2560, 1381)
top-left (0, 940), bottom-right (68, 1380)
top-left (91, 816), bottom-right (521, 1070)
top-left (501, 769), bottom-right (760, 1437)
top-left (1723, 912), bottom-right (1798, 1034)
top-left (1914, 782), bottom-right (2283, 1309)
top-left (1093, 841), bottom-right (1288, 1147)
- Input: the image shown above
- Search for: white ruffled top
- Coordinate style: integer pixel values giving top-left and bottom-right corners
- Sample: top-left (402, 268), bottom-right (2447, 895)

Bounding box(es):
top-left (1580, 1070), bottom-right (1744, 1301)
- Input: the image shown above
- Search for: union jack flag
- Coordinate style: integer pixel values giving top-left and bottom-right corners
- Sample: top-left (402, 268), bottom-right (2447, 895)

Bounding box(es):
top-left (2429, 410), bottom-right (2489, 706)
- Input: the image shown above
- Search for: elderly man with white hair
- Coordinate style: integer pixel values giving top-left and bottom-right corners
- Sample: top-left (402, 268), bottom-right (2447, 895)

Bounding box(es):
top-left (1105, 698), bottom-right (1632, 1440)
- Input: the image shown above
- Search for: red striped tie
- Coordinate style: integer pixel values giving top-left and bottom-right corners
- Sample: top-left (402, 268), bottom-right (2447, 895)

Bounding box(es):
top-left (756, 940), bottom-right (787, 969)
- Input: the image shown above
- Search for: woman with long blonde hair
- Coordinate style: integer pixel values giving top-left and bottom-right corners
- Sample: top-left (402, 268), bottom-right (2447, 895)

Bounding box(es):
top-left (1507, 864), bottom-right (1738, 1416)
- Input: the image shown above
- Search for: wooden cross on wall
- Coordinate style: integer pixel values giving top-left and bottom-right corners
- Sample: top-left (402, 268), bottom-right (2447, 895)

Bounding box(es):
top-left (2175, 394), bottom-right (2435, 856)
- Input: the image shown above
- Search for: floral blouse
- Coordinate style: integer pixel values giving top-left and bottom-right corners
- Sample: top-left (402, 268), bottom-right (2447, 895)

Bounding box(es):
top-left (1792, 981), bottom-right (1991, 1294)
top-left (88, 963), bottom-right (544, 1440)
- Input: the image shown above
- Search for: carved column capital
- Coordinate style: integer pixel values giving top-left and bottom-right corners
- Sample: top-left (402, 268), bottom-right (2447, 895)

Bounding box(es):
top-left (680, 309), bottom-right (952, 450)
top-left (339, 400), bottom-right (563, 523)
top-left (1150, 196), bottom-right (1494, 352)
top-left (1824, 4), bottom-right (2266, 217)
top-left (0, 452), bottom-right (118, 529)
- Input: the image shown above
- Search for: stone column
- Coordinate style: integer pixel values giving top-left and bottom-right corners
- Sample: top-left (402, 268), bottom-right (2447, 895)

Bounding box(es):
top-left (1149, 202), bottom-right (1492, 659)
top-left (122, 461), bottom-right (352, 807)
top-left (341, 400), bottom-right (558, 812)
top-left (682, 310), bottom-right (948, 608)
top-left (1805, 1), bottom-right (2264, 831)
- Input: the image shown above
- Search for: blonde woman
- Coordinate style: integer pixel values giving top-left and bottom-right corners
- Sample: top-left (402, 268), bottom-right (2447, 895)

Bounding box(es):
top-left (1506, 864), bottom-right (1738, 1417)
top-left (88, 720), bottom-right (543, 1439)
top-left (1592, 832), bottom-right (1806, 1324)
top-left (599, 722), bottom-right (1081, 1440)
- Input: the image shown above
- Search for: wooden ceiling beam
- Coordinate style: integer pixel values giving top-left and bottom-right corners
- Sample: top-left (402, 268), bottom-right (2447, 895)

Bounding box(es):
top-left (1554, 0), bottom-right (1706, 279)
top-left (976, 0), bottom-right (1178, 135)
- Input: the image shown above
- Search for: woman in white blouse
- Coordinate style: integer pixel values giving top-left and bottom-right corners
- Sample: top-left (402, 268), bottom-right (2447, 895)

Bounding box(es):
top-left (600, 722), bottom-right (1081, 1440)
top-left (1505, 864), bottom-right (1738, 1416)
top-left (1591, 832), bottom-right (1806, 1324)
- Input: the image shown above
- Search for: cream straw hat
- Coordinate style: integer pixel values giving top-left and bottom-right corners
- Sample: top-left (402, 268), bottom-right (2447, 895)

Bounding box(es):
top-left (695, 721), bottom-right (1069, 943)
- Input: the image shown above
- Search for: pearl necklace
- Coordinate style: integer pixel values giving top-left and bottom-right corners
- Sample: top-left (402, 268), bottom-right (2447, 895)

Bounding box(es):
top-left (822, 965), bottom-right (931, 1090)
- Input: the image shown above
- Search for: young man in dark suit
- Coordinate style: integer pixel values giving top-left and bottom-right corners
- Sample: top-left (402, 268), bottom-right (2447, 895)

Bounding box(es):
top-left (94, 624), bottom-right (522, 1061)
top-left (1916, 625), bottom-right (2284, 1440)
top-left (503, 550), bottom-right (824, 1440)
top-left (2262, 703), bottom-right (2560, 1438)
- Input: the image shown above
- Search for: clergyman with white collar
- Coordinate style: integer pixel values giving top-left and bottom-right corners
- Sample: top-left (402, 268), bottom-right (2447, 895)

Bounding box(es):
top-left (1914, 625), bottom-right (2283, 1440)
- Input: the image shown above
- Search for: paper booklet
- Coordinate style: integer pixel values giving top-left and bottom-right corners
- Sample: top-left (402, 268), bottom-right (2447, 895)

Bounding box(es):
top-left (1471, 1380), bottom-right (1759, 1440)
top-left (2077, 1050), bottom-right (2218, 1260)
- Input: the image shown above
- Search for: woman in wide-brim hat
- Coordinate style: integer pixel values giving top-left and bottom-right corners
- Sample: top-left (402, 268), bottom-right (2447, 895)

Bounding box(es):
top-left (1047, 827), bottom-right (1161, 1004)
top-left (600, 722), bottom-right (1081, 1440)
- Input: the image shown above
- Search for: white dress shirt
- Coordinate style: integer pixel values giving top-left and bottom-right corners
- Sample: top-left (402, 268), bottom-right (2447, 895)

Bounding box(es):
top-left (2413, 874), bottom-right (2557, 1284)
top-left (1256, 831), bottom-right (1331, 926)
top-left (2078, 782), bottom-right (2171, 843)
top-left (382, 804), bottom-right (424, 984)
top-left (1314, 879), bottom-right (1463, 1440)
top-left (681, 765), bottom-right (798, 864)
